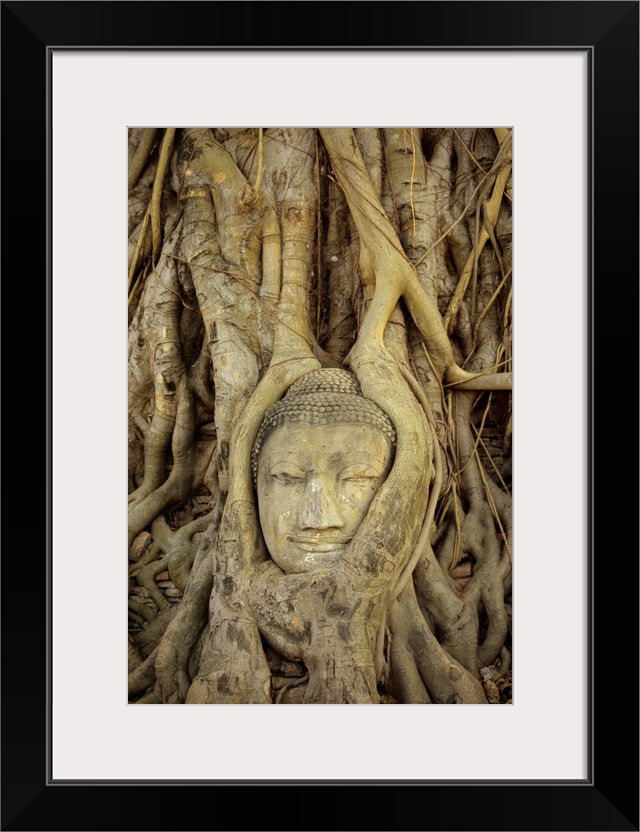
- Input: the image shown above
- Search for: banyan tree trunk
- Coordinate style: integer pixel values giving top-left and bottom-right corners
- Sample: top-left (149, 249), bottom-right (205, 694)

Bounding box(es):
top-left (128, 126), bottom-right (513, 706)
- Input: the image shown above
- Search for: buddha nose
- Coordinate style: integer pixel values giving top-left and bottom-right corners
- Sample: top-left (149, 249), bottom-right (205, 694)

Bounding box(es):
top-left (299, 476), bottom-right (344, 531)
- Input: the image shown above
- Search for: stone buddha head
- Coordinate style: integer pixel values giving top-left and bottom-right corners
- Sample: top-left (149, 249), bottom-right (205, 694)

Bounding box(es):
top-left (252, 369), bottom-right (396, 574)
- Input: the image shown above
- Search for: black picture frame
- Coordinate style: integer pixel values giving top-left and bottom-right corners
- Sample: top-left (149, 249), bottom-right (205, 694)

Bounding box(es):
top-left (2, 2), bottom-right (638, 830)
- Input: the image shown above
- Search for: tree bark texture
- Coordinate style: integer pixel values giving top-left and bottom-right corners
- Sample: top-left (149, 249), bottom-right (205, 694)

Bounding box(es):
top-left (128, 127), bottom-right (513, 705)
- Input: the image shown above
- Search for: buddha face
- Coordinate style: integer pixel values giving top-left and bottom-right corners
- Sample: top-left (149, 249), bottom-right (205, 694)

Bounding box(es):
top-left (256, 421), bottom-right (393, 574)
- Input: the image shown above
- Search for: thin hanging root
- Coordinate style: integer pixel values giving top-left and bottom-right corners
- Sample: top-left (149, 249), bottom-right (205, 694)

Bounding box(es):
top-left (503, 286), bottom-right (513, 331)
top-left (407, 128), bottom-right (418, 243)
top-left (472, 424), bottom-right (511, 495)
top-left (450, 480), bottom-right (463, 571)
top-left (452, 128), bottom-right (487, 176)
top-left (434, 491), bottom-right (452, 531)
top-left (420, 341), bottom-right (455, 497)
top-left (483, 200), bottom-right (506, 268)
top-left (150, 128), bottom-right (176, 263)
top-left (473, 268), bottom-right (512, 343)
top-left (128, 209), bottom-right (150, 293)
top-left (315, 134), bottom-right (323, 335)
top-left (254, 127), bottom-right (264, 192)
top-left (419, 340), bottom-right (447, 407)
top-left (444, 155), bottom-right (512, 335)
top-left (455, 393), bottom-right (492, 478)
top-left (469, 192), bottom-right (484, 322)
top-left (469, 156), bottom-right (509, 323)
top-left (128, 262), bottom-right (149, 309)
top-left (474, 445), bottom-right (512, 561)
top-left (129, 128), bottom-right (159, 191)
top-left (238, 133), bottom-right (260, 173)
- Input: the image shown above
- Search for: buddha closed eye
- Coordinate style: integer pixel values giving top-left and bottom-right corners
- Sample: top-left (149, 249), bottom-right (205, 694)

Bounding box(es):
top-left (252, 369), bottom-right (396, 574)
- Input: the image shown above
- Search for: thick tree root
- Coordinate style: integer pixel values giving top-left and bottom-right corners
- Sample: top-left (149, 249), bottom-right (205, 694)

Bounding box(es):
top-left (389, 584), bottom-right (486, 703)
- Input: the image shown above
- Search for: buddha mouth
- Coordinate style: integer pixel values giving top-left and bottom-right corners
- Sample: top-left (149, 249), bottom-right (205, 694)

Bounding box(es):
top-left (288, 535), bottom-right (352, 553)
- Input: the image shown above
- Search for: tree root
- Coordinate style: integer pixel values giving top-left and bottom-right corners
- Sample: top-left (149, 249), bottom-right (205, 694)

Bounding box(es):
top-left (128, 374), bottom-right (196, 548)
top-left (131, 607), bottom-right (177, 659)
top-left (129, 128), bottom-right (158, 191)
top-left (128, 646), bottom-right (159, 699)
top-left (133, 554), bottom-right (172, 613)
top-left (389, 583), bottom-right (486, 703)
top-left (150, 129), bottom-right (176, 262)
top-left (128, 598), bottom-right (157, 625)
top-left (147, 510), bottom-right (221, 703)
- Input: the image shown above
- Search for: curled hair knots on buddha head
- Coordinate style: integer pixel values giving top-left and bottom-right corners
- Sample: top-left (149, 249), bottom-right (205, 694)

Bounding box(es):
top-left (251, 368), bottom-right (397, 484)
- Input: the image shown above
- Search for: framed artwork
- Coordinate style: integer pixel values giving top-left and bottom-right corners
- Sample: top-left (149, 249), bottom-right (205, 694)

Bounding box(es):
top-left (125, 121), bottom-right (515, 711)
top-left (2, 1), bottom-right (637, 830)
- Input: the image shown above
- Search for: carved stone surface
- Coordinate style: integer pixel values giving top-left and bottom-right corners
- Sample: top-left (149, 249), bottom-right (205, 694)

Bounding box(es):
top-left (254, 368), bottom-right (395, 574)
top-left (257, 421), bottom-right (393, 574)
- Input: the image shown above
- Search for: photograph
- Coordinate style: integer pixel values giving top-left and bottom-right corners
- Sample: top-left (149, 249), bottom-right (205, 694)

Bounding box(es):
top-left (127, 125), bottom-right (514, 707)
